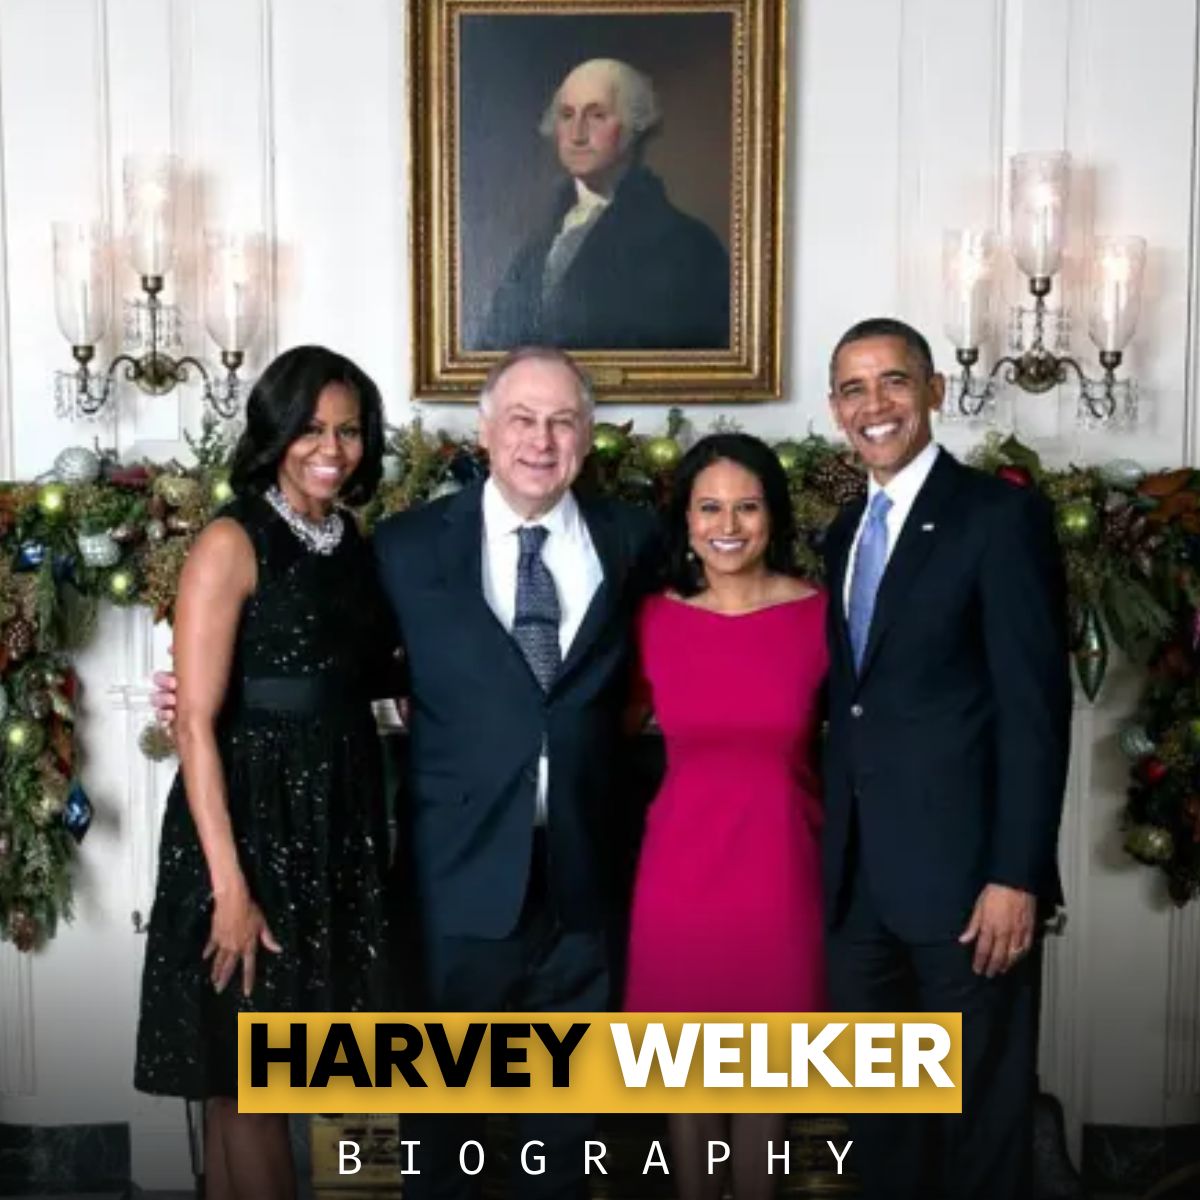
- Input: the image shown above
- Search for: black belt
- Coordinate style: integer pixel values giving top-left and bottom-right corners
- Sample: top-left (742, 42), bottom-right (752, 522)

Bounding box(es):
top-left (239, 676), bottom-right (366, 716)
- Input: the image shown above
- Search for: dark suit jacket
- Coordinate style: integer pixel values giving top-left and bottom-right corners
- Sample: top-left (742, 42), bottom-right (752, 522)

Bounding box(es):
top-left (483, 165), bottom-right (730, 351)
top-left (821, 451), bottom-right (1072, 942)
top-left (372, 481), bottom-right (660, 942)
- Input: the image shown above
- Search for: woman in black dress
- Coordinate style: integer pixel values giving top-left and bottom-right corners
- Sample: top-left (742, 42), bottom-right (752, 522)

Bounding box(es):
top-left (134, 346), bottom-right (400, 1200)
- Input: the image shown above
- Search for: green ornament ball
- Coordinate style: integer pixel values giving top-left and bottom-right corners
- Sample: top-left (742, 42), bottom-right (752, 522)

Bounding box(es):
top-left (210, 475), bottom-right (235, 506)
top-left (1124, 823), bottom-right (1175, 865)
top-left (36, 482), bottom-right (68, 520)
top-left (1057, 499), bottom-right (1099, 544)
top-left (2, 718), bottom-right (45, 761)
top-left (644, 436), bottom-right (682, 472)
top-left (773, 440), bottom-right (804, 473)
top-left (107, 569), bottom-right (135, 602)
top-left (591, 423), bottom-right (628, 461)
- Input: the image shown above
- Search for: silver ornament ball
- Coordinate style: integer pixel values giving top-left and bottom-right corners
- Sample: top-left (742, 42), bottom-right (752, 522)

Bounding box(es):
top-left (53, 446), bottom-right (102, 485)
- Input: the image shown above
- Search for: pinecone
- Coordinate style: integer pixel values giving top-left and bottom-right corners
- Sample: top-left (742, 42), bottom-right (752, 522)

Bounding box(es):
top-left (7, 908), bottom-right (38, 952)
top-left (1103, 502), bottom-right (1143, 554)
top-left (3, 617), bottom-right (35, 660)
top-left (810, 455), bottom-right (866, 506)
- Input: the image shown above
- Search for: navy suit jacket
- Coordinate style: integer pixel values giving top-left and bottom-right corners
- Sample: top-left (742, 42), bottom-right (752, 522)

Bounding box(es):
top-left (483, 166), bottom-right (730, 351)
top-left (821, 451), bottom-right (1072, 941)
top-left (372, 481), bottom-right (660, 941)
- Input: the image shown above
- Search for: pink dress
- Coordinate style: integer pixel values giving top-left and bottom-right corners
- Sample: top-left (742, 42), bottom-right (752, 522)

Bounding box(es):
top-left (623, 591), bottom-right (829, 1012)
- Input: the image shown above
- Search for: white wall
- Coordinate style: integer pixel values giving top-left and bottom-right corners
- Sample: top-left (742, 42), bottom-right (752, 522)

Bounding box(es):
top-left (1, 0), bottom-right (1199, 1187)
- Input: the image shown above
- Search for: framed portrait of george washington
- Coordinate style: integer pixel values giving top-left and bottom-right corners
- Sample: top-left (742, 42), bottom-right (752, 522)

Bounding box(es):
top-left (409, 0), bottom-right (786, 402)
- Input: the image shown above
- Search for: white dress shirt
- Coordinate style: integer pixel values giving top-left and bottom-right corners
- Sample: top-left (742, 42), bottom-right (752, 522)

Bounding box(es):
top-left (481, 478), bottom-right (604, 824)
top-left (843, 441), bottom-right (941, 615)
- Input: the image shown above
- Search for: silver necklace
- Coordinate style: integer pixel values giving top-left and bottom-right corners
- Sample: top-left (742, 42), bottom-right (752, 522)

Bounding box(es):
top-left (264, 485), bottom-right (345, 555)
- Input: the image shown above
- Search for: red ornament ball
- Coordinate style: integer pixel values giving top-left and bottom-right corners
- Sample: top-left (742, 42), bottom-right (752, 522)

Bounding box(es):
top-left (1139, 756), bottom-right (1169, 786)
top-left (996, 464), bottom-right (1033, 488)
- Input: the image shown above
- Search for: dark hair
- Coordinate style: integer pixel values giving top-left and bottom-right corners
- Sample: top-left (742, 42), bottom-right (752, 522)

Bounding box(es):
top-left (229, 345), bottom-right (385, 506)
top-left (663, 433), bottom-right (798, 597)
top-left (828, 317), bottom-right (936, 388)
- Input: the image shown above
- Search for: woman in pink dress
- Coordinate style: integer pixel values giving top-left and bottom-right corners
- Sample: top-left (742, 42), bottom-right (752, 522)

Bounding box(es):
top-left (624, 432), bottom-right (828, 1200)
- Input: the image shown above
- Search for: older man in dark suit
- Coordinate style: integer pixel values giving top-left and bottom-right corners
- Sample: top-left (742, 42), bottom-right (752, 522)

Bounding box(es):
top-left (373, 346), bottom-right (659, 1200)
top-left (821, 317), bottom-right (1072, 1200)
top-left (484, 58), bottom-right (729, 351)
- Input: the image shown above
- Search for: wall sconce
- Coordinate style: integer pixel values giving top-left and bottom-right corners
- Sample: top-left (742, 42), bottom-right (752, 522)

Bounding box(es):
top-left (53, 155), bottom-right (265, 421)
top-left (944, 152), bottom-right (1145, 427)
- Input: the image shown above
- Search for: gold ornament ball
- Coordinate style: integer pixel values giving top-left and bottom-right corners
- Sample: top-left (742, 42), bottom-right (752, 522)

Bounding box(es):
top-left (37, 482), bottom-right (68, 520)
top-left (153, 474), bottom-right (200, 508)
top-left (138, 721), bottom-right (177, 762)
top-left (643, 436), bottom-right (682, 471)
top-left (36, 790), bottom-right (64, 824)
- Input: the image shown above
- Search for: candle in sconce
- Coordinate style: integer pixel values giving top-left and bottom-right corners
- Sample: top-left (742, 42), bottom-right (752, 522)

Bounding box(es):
top-left (1097, 251), bottom-right (1132, 353)
top-left (223, 246), bottom-right (246, 349)
top-left (67, 230), bottom-right (97, 344)
top-left (136, 181), bottom-right (168, 276)
top-left (1030, 183), bottom-right (1058, 276)
top-left (956, 248), bottom-right (988, 347)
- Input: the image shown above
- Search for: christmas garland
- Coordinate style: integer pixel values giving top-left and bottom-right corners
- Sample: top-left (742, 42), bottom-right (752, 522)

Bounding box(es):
top-left (1, 415), bottom-right (1197, 951)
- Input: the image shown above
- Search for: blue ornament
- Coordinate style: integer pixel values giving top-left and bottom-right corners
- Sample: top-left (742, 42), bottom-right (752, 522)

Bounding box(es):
top-left (15, 541), bottom-right (47, 571)
top-left (62, 781), bottom-right (93, 843)
top-left (449, 450), bottom-right (487, 485)
top-left (51, 553), bottom-right (77, 586)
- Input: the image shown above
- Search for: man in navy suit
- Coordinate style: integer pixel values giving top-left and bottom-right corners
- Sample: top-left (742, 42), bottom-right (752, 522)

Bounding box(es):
top-left (372, 346), bottom-right (659, 1199)
top-left (821, 318), bottom-right (1072, 1200)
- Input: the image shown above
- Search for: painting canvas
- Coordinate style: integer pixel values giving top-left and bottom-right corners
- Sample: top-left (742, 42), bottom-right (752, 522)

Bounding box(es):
top-left (410, 0), bottom-right (785, 401)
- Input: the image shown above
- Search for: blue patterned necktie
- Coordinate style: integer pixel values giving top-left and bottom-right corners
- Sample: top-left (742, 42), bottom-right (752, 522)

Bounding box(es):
top-left (848, 490), bottom-right (893, 672)
top-left (513, 525), bottom-right (561, 691)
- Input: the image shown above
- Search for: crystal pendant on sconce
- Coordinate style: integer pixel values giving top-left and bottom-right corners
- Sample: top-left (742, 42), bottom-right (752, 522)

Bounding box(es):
top-left (123, 294), bottom-right (182, 355)
top-left (1078, 377), bottom-right (1139, 430)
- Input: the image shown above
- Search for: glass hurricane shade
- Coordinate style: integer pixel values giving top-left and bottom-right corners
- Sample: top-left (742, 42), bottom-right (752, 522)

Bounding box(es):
top-left (203, 231), bottom-right (264, 354)
top-left (942, 228), bottom-right (996, 349)
top-left (1088, 235), bottom-right (1146, 354)
top-left (1010, 151), bottom-right (1070, 278)
top-left (123, 154), bottom-right (179, 277)
top-left (52, 222), bottom-right (111, 346)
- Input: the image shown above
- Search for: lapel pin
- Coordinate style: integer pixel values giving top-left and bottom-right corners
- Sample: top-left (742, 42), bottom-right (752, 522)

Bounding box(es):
top-left (921, 523), bottom-right (935, 532)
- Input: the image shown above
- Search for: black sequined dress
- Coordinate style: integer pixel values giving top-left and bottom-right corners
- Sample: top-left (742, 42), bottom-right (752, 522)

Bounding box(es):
top-left (134, 493), bottom-right (399, 1098)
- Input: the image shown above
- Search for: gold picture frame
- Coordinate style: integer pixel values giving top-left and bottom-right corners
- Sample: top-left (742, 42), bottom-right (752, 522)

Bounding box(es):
top-left (409, 0), bottom-right (787, 402)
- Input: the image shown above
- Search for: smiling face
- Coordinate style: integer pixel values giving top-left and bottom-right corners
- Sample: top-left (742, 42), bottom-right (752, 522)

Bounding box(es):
top-left (277, 382), bottom-right (363, 516)
top-left (552, 62), bottom-right (632, 192)
top-left (478, 357), bottom-right (592, 519)
top-left (828, 335), bottom-right (944, 485)
top-left (687, 458), bottom-right (771, 582)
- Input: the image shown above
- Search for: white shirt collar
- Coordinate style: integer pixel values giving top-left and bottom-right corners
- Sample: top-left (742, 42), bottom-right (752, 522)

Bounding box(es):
top-left (572, 178), bottom-right (612, 210)
top-left (483, 477), bottom-right (581, 543)
top-left (868, 440), bottom-right (940, 510)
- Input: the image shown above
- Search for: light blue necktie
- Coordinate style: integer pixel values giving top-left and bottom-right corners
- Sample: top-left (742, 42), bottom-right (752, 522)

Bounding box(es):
top-left (848, 490), bottom-right (893, 672)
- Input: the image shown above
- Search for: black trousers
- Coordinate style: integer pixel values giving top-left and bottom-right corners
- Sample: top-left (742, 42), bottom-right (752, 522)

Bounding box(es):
top-left (404, 834), bottom-right (610, 1200)
top-left (827, 863), bottom-right (1040, 1200)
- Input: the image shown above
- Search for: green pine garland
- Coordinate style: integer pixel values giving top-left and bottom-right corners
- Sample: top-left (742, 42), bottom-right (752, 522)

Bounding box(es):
top-left (2, 420), bottom-right (1199, 951)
